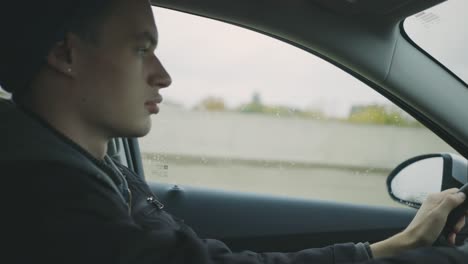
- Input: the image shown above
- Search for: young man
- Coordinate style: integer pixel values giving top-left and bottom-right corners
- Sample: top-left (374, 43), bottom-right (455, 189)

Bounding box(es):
top-left (0, 0), bottom-right (467, 263)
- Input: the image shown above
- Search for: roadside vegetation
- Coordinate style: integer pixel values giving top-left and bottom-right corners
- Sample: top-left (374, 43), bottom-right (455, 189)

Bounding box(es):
top-left (193, 93), bottom-right (421, 127)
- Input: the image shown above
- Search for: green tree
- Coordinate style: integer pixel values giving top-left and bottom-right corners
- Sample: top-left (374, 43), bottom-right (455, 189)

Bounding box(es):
top-left (195, 96), bottom-right (226, 111)
top-left (239, 92), bottom-right (264, 113)
top-left (348, 104), bottom-right (420, 127)
top-left (237, 92), bottom-right (327, 120)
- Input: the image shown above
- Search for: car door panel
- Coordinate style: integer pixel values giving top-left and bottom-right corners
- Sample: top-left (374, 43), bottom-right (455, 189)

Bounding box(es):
top-left (150, 182), bottom-right (415, 252)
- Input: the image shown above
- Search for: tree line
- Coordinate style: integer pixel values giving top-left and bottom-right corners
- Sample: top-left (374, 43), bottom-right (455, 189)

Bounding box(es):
top-left (193, 94), bottom-right (421, 127)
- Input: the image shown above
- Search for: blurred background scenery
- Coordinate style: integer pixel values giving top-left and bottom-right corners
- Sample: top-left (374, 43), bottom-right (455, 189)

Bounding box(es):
top-left (137, 3), bottom-right (462, 208)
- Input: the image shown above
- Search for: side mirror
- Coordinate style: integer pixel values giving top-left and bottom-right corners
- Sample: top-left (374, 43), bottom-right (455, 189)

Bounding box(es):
top-left (387, 153), bottom-right (468, 208)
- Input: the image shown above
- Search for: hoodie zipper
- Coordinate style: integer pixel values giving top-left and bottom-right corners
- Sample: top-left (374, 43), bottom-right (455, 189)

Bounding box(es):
top-left (147, 196), bottom-right (164, 210)
top-left (127, 188), bottom-right (133, 215)
top-left (108, 159), bottom-right (164, 213)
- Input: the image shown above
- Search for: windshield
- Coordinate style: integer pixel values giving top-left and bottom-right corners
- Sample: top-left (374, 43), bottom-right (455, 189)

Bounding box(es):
top-left (403, 0), bottom-right (468, 85)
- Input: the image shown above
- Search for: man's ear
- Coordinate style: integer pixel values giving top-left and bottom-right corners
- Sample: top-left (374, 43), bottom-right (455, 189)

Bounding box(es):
top-left (46, 33), bottom-right (79, 77)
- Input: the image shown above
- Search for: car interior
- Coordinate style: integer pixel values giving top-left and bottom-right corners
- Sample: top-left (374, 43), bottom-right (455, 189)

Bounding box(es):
top-left (2, 0), bottom-right (467, 254)
top-left (102, 0), bottom-right (468, 253)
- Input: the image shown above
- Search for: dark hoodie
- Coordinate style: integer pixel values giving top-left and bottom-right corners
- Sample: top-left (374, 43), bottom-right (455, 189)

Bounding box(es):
top-left (0, 98), bottom-right (466, 264)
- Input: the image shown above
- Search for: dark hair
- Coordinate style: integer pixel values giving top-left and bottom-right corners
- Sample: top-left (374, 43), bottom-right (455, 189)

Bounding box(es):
top-left (9, 0), bottom-right (122, 103)
top-left (67, 0), bottom-right (122, 43)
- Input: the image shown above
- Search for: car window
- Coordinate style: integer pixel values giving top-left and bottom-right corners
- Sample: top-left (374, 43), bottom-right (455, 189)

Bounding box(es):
top-left (403, 0), bottom-right (468, 85)
top-left (139, 7), bottom-right (459, 207)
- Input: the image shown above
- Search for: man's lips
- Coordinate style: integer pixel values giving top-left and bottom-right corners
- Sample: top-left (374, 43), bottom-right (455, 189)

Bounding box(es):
top-left (145, 95), bottom-right (163, 105)
top-left (145, 96), bottom-right (163, 114)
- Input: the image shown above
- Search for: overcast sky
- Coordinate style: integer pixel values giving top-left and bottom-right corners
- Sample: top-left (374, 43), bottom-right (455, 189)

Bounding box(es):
top-left (152, 0), bottom-right (467, 117)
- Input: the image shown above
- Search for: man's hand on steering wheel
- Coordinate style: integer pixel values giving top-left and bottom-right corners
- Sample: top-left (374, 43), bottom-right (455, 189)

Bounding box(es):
top-left (371, 189), bottom-right (468, 258)
top-left (404, 189), bottom-right (468, 247)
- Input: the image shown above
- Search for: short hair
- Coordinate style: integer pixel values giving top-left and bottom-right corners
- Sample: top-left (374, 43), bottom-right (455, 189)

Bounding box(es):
top-left (68, 0), bottom-right (122, 43)
top-left (0, 0), bottom-right (122, 101)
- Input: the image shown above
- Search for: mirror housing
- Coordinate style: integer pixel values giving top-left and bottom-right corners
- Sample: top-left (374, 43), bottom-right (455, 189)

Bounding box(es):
top-left (387, 153), bottom-right (468, 208)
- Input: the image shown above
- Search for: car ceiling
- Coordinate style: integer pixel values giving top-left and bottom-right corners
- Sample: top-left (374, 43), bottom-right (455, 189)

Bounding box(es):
top-left (151, 0), bottom-right (468, 157)
top-left (150, 0), bottom-right (445, 85)
top-left (308, 0), bottom-right (443, 17)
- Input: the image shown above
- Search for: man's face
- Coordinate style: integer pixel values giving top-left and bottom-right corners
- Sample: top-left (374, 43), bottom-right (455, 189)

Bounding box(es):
top-left (73, 0), bottom-right (171, 138)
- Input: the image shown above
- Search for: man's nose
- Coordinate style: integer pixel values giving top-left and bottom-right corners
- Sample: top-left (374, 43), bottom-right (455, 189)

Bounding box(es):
top-left (149, 56), bottom-right (172, 89)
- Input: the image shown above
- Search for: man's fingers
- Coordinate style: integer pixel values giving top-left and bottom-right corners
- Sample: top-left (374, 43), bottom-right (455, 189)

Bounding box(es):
top-left (448, 232), bottom-right (457, 246)
top-left (426, 189), bottom-right (459, 204)
top-left (453, 216), bottom-right (466, 233)
top-left (441, 188), bottom-right (460, 195)
top-left (438, 192), bottom-right (466, 214)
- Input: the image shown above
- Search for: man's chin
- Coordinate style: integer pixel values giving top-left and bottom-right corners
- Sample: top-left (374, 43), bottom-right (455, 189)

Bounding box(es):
top-left (135, 122), bottom-right (152, 138)
top-left (119, 119), bottom-right (152, 138)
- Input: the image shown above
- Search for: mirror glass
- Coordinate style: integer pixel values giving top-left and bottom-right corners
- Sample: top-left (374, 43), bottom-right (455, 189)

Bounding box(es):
top-left (390, 157), bottom-right (444, 205)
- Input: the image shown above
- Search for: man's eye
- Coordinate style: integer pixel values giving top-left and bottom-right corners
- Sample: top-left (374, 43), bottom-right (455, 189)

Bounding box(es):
top-left (137, 44), bottom-right (152, 56)
top-left (137, 47), bottom-right (150, 55)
